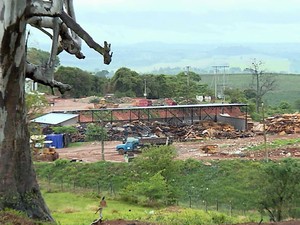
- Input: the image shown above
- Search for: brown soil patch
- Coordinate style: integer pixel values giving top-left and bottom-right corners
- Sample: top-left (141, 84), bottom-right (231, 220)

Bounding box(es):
top-left (56, 133), bottom-right (300, 163)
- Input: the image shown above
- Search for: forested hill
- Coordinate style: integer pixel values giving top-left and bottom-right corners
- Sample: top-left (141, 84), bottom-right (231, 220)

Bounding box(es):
top-left (59, 42), bottom-right (300, 74)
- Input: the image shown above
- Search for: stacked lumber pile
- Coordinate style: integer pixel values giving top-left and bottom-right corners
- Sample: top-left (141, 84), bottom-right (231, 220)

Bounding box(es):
top-left (265, 113), bottom-right (300, 135)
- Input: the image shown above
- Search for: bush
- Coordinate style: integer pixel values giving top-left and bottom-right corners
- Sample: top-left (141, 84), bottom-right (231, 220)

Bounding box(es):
top-left (85, 123), bottom-right (107, 141)
top-left (121, 172), bottom-right (169, 207)
top-left (89, 97), bottom-right (100, 104)
top-left (52, 126), bottom-right (77, 134)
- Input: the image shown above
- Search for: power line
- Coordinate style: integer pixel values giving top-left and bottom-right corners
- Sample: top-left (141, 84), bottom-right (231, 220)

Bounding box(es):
top-left (212, 65), bottom-right (229, 102)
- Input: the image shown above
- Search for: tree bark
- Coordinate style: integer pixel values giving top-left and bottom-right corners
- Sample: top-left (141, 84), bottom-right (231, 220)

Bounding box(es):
top-left (0, 1), bottom-right (53, 221)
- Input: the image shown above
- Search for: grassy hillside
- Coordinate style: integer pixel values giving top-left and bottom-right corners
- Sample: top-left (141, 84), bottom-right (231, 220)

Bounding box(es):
top-left (34, 149), bottom-right (300, 224)
top-left (200, 73), bottom-right (300, 108)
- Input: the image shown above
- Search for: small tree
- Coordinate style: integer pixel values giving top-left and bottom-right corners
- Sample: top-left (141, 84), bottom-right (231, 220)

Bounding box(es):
top-left (122, 171), bottom-right (169, 207)
top-left (258, 159), bottom-right (300, 221)
top-left (130, 145), bottom-right (181, 204)
top-left (25, 91), bottom-right (49, 120)
top-left (52, 126), bottom-right (77, 134)
top-left (248, 59), bottom-right (277, 113)
top-left (85, 124), bottom-right (108, 160)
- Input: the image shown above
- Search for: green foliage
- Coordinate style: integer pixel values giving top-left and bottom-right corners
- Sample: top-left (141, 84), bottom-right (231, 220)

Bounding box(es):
top-left (54, 66), bottom-right (97, 98)
top-left (41, 190), bottom-right (252, 225)
top-left (110, 68), bottom-right (210, 99)
top-left (111, 67), bottom-right (143, 97)
top-left (34, 150), bottom-right (300, 222)
top-left (247, 138), bottom-right (300, 151)
top-left (43, 191), bottom-right (153, 225)
top-left (85, 123), bottom-right (107, 141)
top-left (25, 91), bottom-right (48, 120)
top-left (27, 47), bottom-right (60, 67)
top-left (68, 142), bottom-right (85, 148)
top-left (122, 172), bottom-right (168, 207)
top-left (131, 145), bottom-right (179, 180)
top-left (151, 208), bottom-right (246, 225)
top-left (224, 88), bottom-right (247, 103)
top-left (266, 101), bottom-right (294, 115)
top-left (54, 159), bottom-right (70, 167)
top-left (89, 97), bottom-right (100, 104)
top-left (52, 126), bottom-right (77, 134)
top-left (128, 145), bottom-right (181, 205)
top-left (95, 70), bottom-right (109, 77)
top-left (35, 160), bottom-right (131, 193)
top-left (258, 158), bottom-right (300, 221)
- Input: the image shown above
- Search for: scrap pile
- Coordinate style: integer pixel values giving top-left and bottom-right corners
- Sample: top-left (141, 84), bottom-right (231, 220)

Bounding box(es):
top-left (264, 113), bottom-right (300, 135)
top-left (105, 120), bottom-right (254, 141)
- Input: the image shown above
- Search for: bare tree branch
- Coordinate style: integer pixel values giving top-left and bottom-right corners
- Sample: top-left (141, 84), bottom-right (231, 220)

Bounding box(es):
top-left (59, 11), bottom-right (112, 64)
top-left (27, 16), bottom-right (85, 59)
top-left (25, 0), bottom-right (112, 94)
top-left (26, 62), bottom-right (71, 94)
top-left (27, 1), bottom-right (112, 64)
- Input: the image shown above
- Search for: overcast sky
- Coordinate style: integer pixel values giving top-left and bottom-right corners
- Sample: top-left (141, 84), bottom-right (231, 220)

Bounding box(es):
top-left (27, 0), bottom-right (300, 72)
top-left (75, 0), bottom-right (300, 44)
top-left (29, 0), bottom-right (300, 47)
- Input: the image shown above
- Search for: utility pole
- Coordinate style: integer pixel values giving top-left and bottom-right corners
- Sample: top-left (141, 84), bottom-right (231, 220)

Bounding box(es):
top-left (184, 66), bottom-right (190, 103)
top-left (212, 66), bottom-right (218, 99)
top-left (144, 79), bottom-right (147, 99)
top-left (262, 102), bottom-right (268, 162)
top-left (212, 65), bottom-right (229, 102)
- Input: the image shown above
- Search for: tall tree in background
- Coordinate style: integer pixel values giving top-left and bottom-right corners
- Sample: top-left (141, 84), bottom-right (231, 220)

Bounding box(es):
top-left (0, 0), bottom-right (112, 221)
top-left (55, 66), bottom-right (93, 98)
top-left (111, 67), bottom-right (143, 97)
top-left (27, 47), bottom-right (60, 67)
top-left (248, 59), bottom-right (276, 113)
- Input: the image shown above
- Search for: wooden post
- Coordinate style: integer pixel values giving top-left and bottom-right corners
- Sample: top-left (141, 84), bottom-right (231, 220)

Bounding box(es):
top-left (101, 140), bottom-right (105, 161)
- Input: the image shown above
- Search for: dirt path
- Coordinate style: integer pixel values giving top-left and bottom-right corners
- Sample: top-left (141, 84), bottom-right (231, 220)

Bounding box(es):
top-left (56, 133), bottom-right (300, 163)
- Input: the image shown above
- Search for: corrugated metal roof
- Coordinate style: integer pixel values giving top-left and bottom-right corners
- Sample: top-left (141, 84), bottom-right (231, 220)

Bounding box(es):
top-left (31, 113), bottom-right (79, 125)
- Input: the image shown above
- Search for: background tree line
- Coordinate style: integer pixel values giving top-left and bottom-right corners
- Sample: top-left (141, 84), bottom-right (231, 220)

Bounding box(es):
top-left (28, 48), bottom-right (300, 121)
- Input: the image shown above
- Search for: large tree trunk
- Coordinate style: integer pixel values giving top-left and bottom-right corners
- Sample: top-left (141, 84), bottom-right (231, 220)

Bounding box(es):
top-left (0, 1), bottom-right (53, 221)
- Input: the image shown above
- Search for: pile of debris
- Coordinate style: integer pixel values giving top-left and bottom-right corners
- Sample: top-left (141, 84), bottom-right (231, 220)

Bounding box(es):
top-left (254, 113), bottom-right (300, 135)
top-left (268, 113), bottom-right (300, 135)
top-left (105, 120), bottom-right (254, 141)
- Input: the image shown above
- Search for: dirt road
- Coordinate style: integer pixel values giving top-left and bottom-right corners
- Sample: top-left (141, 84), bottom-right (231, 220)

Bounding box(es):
top-left (56, 133), bottom-right (300, 163)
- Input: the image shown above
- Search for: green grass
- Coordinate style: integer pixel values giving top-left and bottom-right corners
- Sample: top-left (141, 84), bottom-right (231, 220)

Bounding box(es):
top-left (43, 191), bottom-right (153, 225)
top-left (35, 157), bottom-right (300, 224)
top-left (200, 73), bottom-right (300, 108)
top-left (247, 138), bottom-right (300, 151)
top-left (43, 191), bottom-right (254, 225)
top-left (67, 142), bottom-right (86, 148)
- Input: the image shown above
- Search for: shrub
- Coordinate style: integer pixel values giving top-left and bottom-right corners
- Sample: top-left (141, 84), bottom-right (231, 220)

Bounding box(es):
top-left (85, 123), bottom-right (107, 141)
top-left (121, 172), bottom-right (169, 207)
top-left (52, 126), bottom-right (77, 134)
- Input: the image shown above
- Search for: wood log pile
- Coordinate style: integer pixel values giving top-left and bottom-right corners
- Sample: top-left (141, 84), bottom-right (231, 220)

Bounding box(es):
top-left (105, 120), bottom-right (254, 141)
top-left (263, 114), bottom-right (300, 135)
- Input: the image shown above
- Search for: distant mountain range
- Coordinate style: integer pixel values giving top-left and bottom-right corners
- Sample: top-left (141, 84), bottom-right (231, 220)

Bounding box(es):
top-left (59, 42), bottom-right (300, 74)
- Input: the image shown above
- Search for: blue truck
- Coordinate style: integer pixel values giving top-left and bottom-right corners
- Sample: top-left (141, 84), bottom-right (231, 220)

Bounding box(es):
top-left (116, 136), bottom-right (172, 155)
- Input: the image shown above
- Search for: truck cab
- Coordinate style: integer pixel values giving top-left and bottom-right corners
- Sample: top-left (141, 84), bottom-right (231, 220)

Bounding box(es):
top-left (116, 137), bottom-right (139, 154)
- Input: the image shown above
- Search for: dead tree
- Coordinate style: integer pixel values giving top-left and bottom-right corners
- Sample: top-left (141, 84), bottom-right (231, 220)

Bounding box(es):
top-left (248, 59), bottom-right (276, 113)
top-left (0, 0), bottom-right (112, 221)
